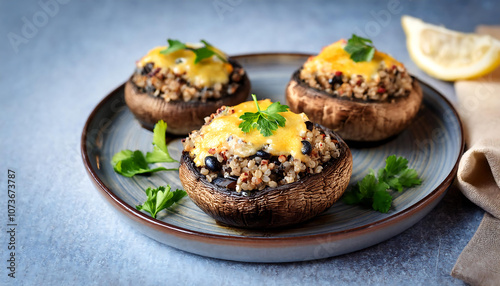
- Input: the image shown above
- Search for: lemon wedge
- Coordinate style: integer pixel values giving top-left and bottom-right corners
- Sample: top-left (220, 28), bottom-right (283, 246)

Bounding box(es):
top-left (402, 15), bottom-right (500, 81)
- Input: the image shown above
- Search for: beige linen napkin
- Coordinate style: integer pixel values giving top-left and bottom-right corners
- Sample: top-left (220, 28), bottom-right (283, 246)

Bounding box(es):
top-left (451, 26), bottom-right (500, 286)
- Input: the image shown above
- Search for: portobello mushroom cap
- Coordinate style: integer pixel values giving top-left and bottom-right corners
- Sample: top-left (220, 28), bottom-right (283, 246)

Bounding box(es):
top-left (179, 125), bottom-right (353, 229)
top-left (285, 70), bottom-right (423, 142)
top-left (124, 59), bottom-right (251, 135)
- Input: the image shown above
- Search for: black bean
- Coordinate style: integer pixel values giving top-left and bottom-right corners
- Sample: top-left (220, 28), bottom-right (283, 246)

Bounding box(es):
top-left (305, 121), bottom-right (314, 131)
top-left (329, 75), bottom-right (343, 87)
top-left (205, 156), bottom-right (221, 171)
top-left (301, 140), bottom-right (312, 155)
top-left (269, 173), bottom-right (280, 183)
top-left (145, 85), bottom-right (156, 94)
top-left (270, 156), bottom-right (281, 168)
top-left (255, 150), bottom-right (271, 159)
top-left (213, 177), bottom-right (236, 189)
top-left (141, 62), bottom-right (154, 75)
top-left (278, 164), bottom-right (285, 172)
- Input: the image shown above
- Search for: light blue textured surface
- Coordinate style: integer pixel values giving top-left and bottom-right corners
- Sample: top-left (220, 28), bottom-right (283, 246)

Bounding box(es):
top-left (0, 0), bottom-right (497, 284)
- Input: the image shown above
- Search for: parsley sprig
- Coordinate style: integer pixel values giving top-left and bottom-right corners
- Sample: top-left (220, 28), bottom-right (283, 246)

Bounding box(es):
top-left (160, 39), bottom-right (226, 64)
top-left (238, 94), bottom-right (289, 137)
top-left (136, 185), bottom-right (187, 219)
top-left (342, 155), bottom-right (422, 213)
top-left (112, 120), bottom-right (178, 177)
top-left (344, 34), bottom-right (376, 62)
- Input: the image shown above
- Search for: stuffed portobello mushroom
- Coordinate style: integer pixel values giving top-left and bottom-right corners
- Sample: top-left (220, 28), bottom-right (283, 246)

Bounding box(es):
top-left (125, 39), bottom-right (250, 135)
top-left (286, 36), bottom-right (423, 142)
top-left (179, 96), bottom-right (353, 229)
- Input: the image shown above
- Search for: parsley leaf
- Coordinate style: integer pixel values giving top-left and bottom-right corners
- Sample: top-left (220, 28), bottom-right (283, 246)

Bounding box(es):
top-left (342, 155), bottom-right (422, 213)
top-left (399, 168), bottom-right (422, 188)
top-left (378, 155), bottom-right (421, 192)
top-left (160, 39), bottom-right (227, 64)
top-left (112, 120), bottom-right (178, 177)
top-left (344, 34), bottom-right (376, 62)
top-left (341, 185), bottom-right (363, 205)
top-left (360, 172), bottom-right (390, 198)
top-left (382, 155), bottom-right (408, 177)
top-left (145, 120), bottom-right (178, 163)
top-left (239, 94), bottom-right (289, 137)
top-left (199, 39), bottom-right (226, 62)
top-left (192, 47), bottom-right (220, 64)
top-left (372, 189), bottom-right (393, 213)
top-left (160, 39), bottom-right (187, 55)
top-left (136, 185), bottom-right (187, 218)
top-left (112, 150), bottom-right (172, 177)
top-left (358, 171), bottom-right (378, 198)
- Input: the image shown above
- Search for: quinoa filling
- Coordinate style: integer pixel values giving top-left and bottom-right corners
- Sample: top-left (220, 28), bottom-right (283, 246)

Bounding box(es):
top-left (299, 64), bottom-right (413, 102)
top-left (131, 62), bottom-right (246, 102)
top-left (182, 107), bottom-right (341, 195)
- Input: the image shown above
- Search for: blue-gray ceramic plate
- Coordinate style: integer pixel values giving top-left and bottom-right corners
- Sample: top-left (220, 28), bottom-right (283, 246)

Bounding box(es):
top-left (81, 53), bottom-right (464, 263)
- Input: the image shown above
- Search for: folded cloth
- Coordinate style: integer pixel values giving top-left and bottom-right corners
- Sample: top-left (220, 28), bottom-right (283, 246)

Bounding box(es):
top-left (451, 26), bottom-right (500, 286)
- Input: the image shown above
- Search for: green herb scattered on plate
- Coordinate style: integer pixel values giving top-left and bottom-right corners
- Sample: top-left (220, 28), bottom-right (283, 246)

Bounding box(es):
top-left (136, 185), bottom-right (187, 219)
top-left (112, 120), bottom-right (177, 177)
top-left (342, 155), bottom-right (422, 213)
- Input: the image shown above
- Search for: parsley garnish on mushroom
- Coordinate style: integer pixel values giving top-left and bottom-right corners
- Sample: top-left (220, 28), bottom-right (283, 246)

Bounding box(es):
top-left (160, 39), bottom-right (227, 64)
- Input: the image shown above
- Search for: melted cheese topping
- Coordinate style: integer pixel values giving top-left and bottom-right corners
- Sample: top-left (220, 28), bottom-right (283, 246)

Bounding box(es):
top-left (190, 100), bottom-right (310, 166)
top-left (302, 40), bottom-right (403, 81)
top-left (137, 46), bottom-right (233, 87)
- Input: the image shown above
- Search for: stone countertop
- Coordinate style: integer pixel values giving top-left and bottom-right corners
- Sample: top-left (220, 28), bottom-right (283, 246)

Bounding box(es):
top-left (1, 0), bottom-right (497, 284)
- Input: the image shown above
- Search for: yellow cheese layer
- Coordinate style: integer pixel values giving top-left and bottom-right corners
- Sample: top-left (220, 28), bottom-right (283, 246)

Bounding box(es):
top-left (137, 46), bottom-right (233, 87)
top-left (303, 40), bottom-right (403, 81)
top-left (191, 100), bottom-right (309, 166)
